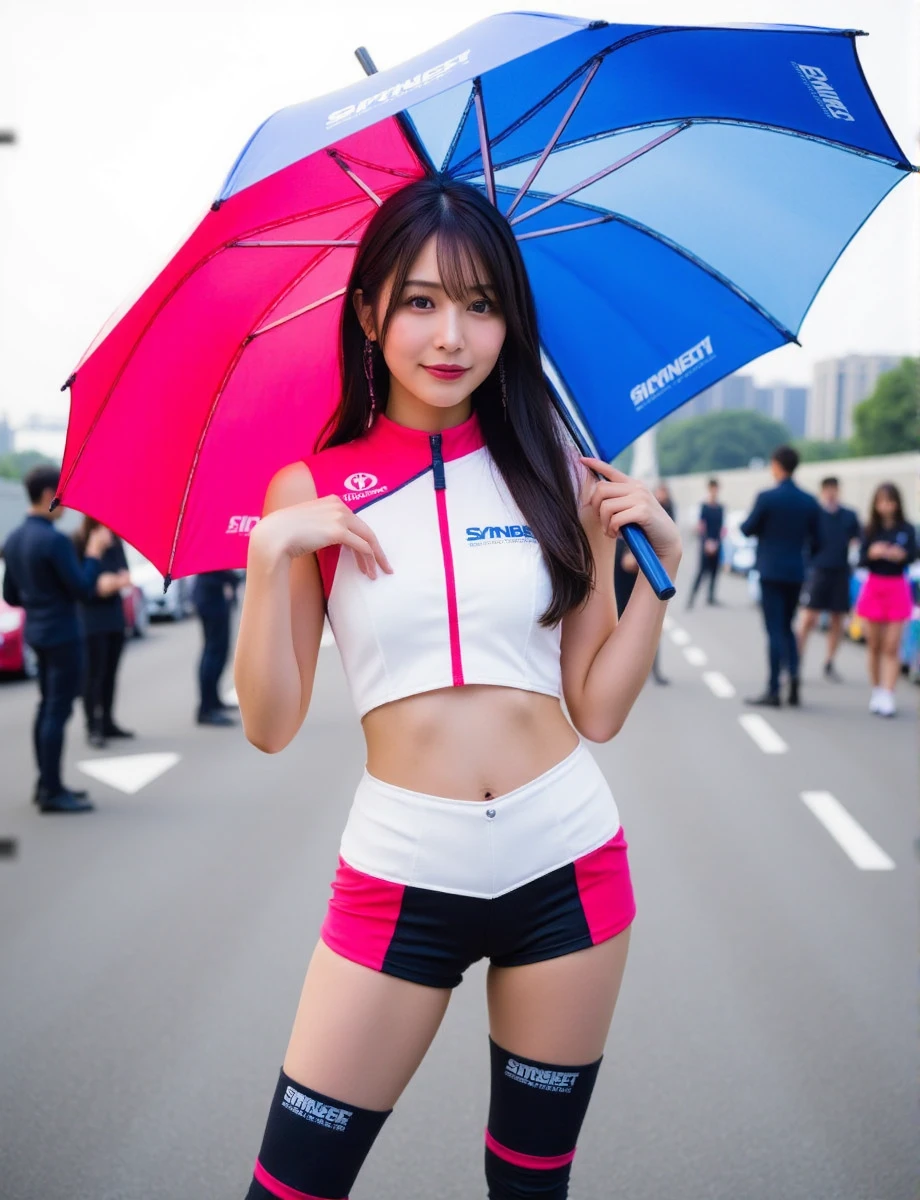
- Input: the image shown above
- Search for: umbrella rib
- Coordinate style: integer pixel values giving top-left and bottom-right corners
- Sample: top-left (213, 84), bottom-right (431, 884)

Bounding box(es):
top-left (515, 214), bottom-right (615, 241)
top-left (233, 239), bottom-right (360, 247)
top-left (509, 122), bottom-right (690, 226)
top-left (505, 58), bottom-right (603, 219)
top-left (473, 79), bottom-right (496, 206)
top-left (328, 150), bottom-right (383, 206)
top-left (249, 287), bottom-right (348, 339)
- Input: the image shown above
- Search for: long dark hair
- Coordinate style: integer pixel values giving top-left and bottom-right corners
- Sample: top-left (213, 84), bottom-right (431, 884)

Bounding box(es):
top-left (866, 481), bottom-right (905, 538)
top-left (316, 177), bottom-right (592, 625)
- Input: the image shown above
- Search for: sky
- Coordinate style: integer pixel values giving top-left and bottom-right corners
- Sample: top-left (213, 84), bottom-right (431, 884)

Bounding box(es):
top-left (1, 0), bottom-right (918, 427)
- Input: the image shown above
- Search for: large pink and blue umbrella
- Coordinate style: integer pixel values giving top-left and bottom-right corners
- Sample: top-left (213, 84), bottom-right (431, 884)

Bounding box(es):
top-left (56, 11), bottom-right (916, 592)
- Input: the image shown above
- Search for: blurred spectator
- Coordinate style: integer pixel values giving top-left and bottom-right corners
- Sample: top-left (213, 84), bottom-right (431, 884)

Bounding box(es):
top-left (194, 570), bottom-right (239, 726)
top-left (741, 445), bottom-right (821, 708)
top-left (1, 465), bottom-right (120, 812)
top-left (797, 477), bottom-right (861, 682)
top-left (72, 515), bottom-right (135, 748)
top-left (686, 478), bottom-right (724, 610)
top-left (855, 482), bottom-right (917, 717)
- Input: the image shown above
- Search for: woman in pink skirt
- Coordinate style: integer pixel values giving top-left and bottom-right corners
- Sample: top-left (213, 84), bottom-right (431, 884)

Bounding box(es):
top-left (856, 482), bottom-right (917, 716)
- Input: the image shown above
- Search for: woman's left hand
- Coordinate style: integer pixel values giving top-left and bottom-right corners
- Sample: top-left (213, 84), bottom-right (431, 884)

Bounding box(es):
top-left (580, 458), bottom-right (682, 564)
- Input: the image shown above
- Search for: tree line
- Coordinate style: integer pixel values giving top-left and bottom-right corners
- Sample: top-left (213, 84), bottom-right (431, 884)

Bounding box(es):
top-left (654, 356), bottom-right (919, 476)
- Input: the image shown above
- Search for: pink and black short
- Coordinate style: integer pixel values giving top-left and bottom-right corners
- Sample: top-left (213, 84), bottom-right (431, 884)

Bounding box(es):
top-left (320, 742), bottom-right (635, 990)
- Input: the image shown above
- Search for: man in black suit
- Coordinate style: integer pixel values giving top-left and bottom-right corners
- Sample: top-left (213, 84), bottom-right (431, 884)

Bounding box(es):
top-left (741, 446), bottom-right (822, 707)
top-left (2, 465), bottom-right (119, 811)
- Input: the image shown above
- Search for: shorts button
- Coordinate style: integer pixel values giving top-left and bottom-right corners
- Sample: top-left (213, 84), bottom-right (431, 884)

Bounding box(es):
top-left (486, 808), bottom-right (496, 819)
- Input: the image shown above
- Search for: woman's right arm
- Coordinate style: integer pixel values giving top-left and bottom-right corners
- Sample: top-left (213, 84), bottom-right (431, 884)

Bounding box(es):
top-left (233, 462), bottom-right (392, 754)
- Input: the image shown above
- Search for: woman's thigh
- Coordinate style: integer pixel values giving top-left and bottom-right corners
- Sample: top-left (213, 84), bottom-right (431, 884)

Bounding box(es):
top-left (283, 939), bottom-right (452, 1112)
top-left (486, 926), bottom-right (632, 1064)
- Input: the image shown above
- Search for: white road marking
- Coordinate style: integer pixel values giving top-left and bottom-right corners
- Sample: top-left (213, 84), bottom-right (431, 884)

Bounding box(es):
top-left (800, 791), bottom-right (895, 871)
top-left (702, 671), bottom-right (736, 699)
top-left (76, 752), bottom-right (180, 795)
top-left (683, 646), bottom-right (708, 667)
top-left (662, 614), bottom-right (674, 632)
top-left (669, 627), bottom-right (691, 646)
top-left (738, 713), bottom-right (788, 754)
top-left (321, 626), bottom-right (335, 648)
top-left (222, 686), bottom-right (238, 705)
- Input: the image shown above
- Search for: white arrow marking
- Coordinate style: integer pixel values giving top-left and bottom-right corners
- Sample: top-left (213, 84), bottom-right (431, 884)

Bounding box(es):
top-left (76, 753), bottom-right (180, 795)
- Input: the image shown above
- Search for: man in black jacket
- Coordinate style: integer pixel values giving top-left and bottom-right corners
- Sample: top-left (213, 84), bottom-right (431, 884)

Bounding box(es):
top-left (193, 569), bottom-right (240, 726)
top-left (741, 446), bottom-right (822, 707)
top-left (2, 465), bottom-right (117, 811)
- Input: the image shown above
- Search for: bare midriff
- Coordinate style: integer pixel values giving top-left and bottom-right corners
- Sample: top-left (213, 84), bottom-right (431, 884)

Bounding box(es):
top-left (361, 685), bottom-right (580, 803)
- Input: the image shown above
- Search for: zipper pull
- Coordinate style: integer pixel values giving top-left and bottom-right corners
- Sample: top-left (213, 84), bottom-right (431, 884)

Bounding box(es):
top-left (430, 433), bottom-right (446, 490)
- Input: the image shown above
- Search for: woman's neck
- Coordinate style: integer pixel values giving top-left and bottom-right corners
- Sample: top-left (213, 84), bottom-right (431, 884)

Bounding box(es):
top-left (384, 382), bottom-right (472, 434)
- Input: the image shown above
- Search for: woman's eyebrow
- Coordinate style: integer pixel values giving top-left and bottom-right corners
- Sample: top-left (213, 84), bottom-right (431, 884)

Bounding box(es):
top-left (403, 278), bottom-right (496, 292)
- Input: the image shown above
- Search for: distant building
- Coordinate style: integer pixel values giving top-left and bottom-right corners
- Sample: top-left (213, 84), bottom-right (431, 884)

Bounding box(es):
top-left (807, 354), bottom-right (901, 441)
top-left (11, 415), bottom-right (67, 463)
top-left (0, 412), bottom-right (12, 456)
top-left (665, 372), bottom-right (758, 422)
top-left (754, 384), bottom-right (809, 438)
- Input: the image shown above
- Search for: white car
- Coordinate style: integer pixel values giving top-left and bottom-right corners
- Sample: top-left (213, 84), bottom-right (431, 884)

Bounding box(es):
top-left (721, 508), bottom-right (757, 575)
top-left (124, 545), bottom-right (196, 621)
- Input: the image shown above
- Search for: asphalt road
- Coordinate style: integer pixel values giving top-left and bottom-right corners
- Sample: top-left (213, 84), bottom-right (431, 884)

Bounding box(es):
top-left (0, 570), bottom-right (916, 1200)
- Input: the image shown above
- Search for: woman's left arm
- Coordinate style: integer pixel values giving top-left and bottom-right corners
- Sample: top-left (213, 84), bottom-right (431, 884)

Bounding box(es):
top-left (560, 458), bottom-right (682, 743)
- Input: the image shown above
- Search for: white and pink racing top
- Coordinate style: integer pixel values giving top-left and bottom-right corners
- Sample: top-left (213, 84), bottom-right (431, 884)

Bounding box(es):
top-left (304, 411), bottom-right (567, 718)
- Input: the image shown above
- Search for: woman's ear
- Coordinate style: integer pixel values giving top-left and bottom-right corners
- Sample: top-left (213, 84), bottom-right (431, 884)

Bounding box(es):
top-left (352, 289), bottom-right (377, 342)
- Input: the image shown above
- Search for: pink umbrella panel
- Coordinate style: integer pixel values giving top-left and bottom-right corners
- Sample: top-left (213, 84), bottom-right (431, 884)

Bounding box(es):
top-left (58, 119), bottom-right (424, 579)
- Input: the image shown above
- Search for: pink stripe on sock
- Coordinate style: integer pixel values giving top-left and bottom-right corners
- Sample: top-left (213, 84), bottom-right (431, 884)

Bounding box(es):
top-left (320, 857), bottom-right (405, 971)
top-left (435, 487), bottom-right (464, 685)
top-left (573, 827), bottom-right (636, 944)
top-left (485, 1128), bottom-right (576, 1170)
top-left (252, 1158), bottom-right (344, 1200)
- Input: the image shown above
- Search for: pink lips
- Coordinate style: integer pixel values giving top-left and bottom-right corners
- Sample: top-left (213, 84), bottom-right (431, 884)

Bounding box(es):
top-left (423, 364), bottom-right (470, 381)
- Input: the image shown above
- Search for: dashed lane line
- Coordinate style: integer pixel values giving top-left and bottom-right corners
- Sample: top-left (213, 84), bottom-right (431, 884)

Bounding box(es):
top-left (800, 791), bottom-right (895, 870)
top-left (702, 671), bottom-right (736, 699)
top-left (669, 627), bottom-right (691, 646)
top-left (738, 713), bottom-right (789, 754)
top-left (683, 646), bottom-right (708, 667)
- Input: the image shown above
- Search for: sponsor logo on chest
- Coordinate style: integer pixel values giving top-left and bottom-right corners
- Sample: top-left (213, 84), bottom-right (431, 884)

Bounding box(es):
top-left (342, 471), bottom-right (388, 503)
top-left (466, 524), bottom-right (536, 545)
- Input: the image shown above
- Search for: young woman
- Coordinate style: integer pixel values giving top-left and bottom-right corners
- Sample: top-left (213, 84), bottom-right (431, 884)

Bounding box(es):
top-left (72, 515), bottom-right (134, 747)
top-left (233, 177), bottom-right (681, 1200)
top-left (856, 482), bottom-right (917, 717)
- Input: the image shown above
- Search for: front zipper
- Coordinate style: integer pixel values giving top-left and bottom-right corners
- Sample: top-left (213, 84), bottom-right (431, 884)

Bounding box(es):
top-left (430, 433), bottom-right (464, 687)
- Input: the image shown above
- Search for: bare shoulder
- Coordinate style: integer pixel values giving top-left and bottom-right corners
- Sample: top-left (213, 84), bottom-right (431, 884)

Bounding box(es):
top-left (263, 461), bottom-right (317, 515)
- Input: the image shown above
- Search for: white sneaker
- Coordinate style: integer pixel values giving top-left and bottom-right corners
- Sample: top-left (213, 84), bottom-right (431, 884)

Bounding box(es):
top-left (876, 689), bottom-right (897, 718)
top-left (869, 687), bottom-right (884, 713)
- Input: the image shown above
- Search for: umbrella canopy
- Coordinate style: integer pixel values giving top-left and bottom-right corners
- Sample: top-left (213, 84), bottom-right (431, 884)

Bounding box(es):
top-left (57, 12), bottom-right (916, 579)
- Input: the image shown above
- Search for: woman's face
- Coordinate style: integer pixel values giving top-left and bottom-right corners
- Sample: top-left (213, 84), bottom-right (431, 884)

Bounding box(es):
top-left (357, 235), bottom-right (507, 416)
top-left (875, 490), bottom-right (898, 520)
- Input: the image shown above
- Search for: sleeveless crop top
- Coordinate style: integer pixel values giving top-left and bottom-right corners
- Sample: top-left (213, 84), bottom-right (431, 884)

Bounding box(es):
top-left (304, 411), bottom-right (572, 718)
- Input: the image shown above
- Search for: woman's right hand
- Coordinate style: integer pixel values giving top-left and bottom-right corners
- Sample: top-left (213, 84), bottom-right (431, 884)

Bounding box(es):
top-left (253, 495), bottom-right (393, 580)
top-left (866, 541), bottom-right (888, 561)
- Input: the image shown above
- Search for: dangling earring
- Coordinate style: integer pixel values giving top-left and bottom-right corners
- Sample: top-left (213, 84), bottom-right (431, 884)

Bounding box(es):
top-left (499, 353), bottom-right (508, 421)
top-left (364, 336), bottom-right (377, 426)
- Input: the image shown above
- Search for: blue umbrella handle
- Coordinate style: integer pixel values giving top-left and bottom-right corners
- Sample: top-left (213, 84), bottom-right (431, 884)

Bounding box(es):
top-left (619, 523), bottom-right (676, 601)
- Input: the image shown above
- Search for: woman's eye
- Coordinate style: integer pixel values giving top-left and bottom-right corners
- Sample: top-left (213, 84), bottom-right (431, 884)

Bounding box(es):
top-left (407, 295), bottom-right (433, 309)
top-left (470, 298), bottom-right (493, 314)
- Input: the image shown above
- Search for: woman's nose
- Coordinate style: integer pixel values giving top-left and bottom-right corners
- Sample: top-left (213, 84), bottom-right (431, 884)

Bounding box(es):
top-left (433, 308), bottom-right (464, 351)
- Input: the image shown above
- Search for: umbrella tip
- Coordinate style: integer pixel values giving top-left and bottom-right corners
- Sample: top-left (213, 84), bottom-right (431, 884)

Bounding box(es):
top-left (49, 496), bottom-right (60, 513)
top-left (60, 373), bottom-right (76, 392)
top-left (163, 574), bottom-right (172, 594)
top-left (210, 200), bottom-right (223, 212)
